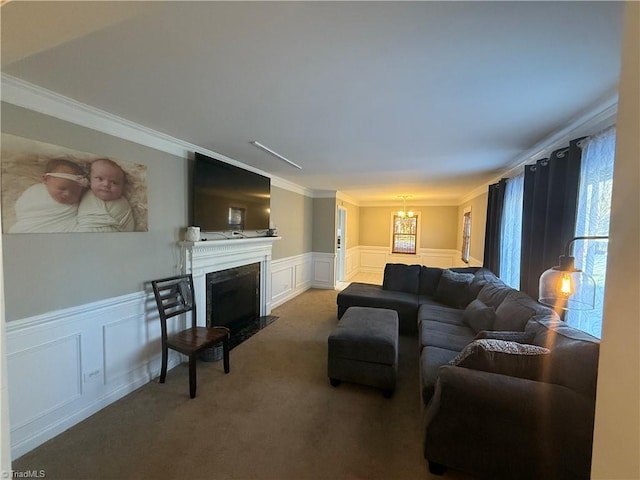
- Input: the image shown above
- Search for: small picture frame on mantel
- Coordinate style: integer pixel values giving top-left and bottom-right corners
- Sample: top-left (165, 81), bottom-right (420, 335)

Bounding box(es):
top-left (228, 207), bottom-right (245, 230)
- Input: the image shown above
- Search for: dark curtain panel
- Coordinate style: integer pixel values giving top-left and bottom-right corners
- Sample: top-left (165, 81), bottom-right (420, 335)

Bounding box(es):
top-left (520, 138), bottom-right (583, 300)
top-left (483, 178), bottom-right (507, 274)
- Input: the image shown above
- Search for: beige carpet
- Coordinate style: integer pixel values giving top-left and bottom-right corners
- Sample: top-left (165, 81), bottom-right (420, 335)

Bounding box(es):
top-left (13, 288), bottom-right (474, 480)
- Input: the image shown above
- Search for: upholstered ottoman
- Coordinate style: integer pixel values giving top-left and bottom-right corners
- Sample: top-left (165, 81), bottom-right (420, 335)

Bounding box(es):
top-left (327, 306), bottom-right (399, 398)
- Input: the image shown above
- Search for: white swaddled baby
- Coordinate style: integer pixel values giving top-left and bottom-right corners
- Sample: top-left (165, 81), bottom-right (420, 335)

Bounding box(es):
top-left (10, 158), bottom-right (88, 233)
top-left (75, 158), bottom-right (135, 232)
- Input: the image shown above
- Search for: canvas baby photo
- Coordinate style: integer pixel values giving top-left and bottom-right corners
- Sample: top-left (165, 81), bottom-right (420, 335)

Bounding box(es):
top-left (1, 133), bottom-right (148, 233)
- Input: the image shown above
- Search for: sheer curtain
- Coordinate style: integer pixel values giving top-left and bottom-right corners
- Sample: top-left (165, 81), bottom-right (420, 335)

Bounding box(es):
top-left (566, 127), bottom-right (616, 338)
top-left (499, 172), bottom-right (524, 289)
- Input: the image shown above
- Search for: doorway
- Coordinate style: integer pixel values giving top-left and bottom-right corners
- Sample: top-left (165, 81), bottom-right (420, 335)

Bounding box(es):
top-left (336, 206), bottom-right (347, 283)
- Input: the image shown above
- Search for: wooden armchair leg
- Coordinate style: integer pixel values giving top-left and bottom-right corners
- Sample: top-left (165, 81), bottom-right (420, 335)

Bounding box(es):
top-left (223, 336), bottom-right (230, 374)
top-left (189, 354), bottom-right (197, 399)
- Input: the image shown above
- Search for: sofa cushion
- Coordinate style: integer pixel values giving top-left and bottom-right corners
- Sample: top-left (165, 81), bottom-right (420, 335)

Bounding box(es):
top-left (462, 299), bottom-right (496, 333)
top-left (468, 268), bottom-right (499, 301)
top-left (382, 263), bottom-right (421, 294)
top-left (421, 320), bottom-right (476, 339)
top-left (418, 266), bottom-right (443, 297)
top-left (417, 303), bottom-right (465, 327)
top-left (477, 281), bottom-right (514, 309)
top-left (420, 346), bottom-right (459, 404)
top-left (494, 290), bottom-right (555, 332)
top-left (526, 315), bottom-right (600, 397)
top-left (336, 282), bottom-right (419, 335)
top-left (434, 270), bottom-right (474, 308)
top-left (475, 330), bottom-right (535, 344)
top-left (449, 339), bottom-right (550, 381)
top-left (420, 326), bottom-right (476, 352)
top-left (450, 267), bottom-right (481, 275)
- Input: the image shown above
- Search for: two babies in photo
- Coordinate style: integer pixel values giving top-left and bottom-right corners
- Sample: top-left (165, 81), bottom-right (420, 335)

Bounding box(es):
top-left (10, 157), bottom-right (135, 233)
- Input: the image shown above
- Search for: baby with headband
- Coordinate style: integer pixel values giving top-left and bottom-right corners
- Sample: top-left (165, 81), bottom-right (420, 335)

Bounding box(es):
top-left (10, 158), bottom-right (88, 233)
top-left (75, 158), bottom-right (135, 232)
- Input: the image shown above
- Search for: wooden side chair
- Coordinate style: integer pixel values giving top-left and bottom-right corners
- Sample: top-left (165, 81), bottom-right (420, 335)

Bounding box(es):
top-left (151, 274), bottom-right (230, 398)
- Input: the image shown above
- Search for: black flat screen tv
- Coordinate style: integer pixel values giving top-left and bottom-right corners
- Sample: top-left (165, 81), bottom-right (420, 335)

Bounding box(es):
top-left (192, 152), bottom-right (271, 232)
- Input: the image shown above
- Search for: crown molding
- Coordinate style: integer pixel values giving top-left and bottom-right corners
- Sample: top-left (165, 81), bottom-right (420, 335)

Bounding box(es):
top-left (311, 190), bottom-right (337, 199)
top-left (270, 177), bottom-right (313, 197)
top-left (336, 191), bottom-right (360, 206)
top-left (1, 73), bottom-right (312, 197)
top-left (457, 92), bottom-right (619, 206)
top-left (359, 199), bottom-right (459, 208)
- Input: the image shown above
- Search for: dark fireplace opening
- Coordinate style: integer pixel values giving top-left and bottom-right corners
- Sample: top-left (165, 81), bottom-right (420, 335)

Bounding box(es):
top-left (207, 263), bottom-right (260, 333)
top-left (205, 263), bottom-right (277, 354)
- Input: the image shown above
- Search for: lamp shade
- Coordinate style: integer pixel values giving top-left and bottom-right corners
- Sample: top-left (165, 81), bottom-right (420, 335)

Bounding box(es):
top-left (538, 262), bottom-right (596, 311)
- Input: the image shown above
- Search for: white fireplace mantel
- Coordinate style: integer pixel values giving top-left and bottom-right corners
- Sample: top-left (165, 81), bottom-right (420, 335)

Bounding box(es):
top-left (180, 236), bottom-right (281, 327)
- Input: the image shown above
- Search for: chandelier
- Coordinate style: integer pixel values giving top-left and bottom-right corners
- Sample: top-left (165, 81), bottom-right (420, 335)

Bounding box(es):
top-left (397, 195), bottom-right (414, 218)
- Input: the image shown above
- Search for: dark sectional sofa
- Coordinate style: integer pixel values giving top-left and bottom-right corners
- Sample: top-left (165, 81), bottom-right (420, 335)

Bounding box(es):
top-left (336, 263), bottom-right (600, 480)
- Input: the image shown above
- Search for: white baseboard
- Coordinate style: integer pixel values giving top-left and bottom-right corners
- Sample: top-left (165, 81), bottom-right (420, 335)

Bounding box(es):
top-left (5, 251), bottom-right (333, 459)
top-left (5, 291), bottom-right (187, 459)
top-left (6, 246), bottom-right (476, 459)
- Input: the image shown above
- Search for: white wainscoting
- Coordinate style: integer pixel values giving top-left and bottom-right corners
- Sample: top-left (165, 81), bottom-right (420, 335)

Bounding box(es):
top-left (5, 291), bottom-right (185, 460)
top-left (344, 246), bottom-right (361, 281)
top-left (270, 253), bottom-right (313, 309)
top-left (5, 247), bottom-right (477, 459)
top-left (311, 252), bottom-right (336, 289)
top-left (5, 251), bottom-right (336, 459)
top-left (358, 246), bottom-right (464, 274)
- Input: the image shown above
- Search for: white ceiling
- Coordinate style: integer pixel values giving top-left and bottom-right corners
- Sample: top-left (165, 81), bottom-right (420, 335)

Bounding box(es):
top-left (1, 1), bottom-right (624, 205)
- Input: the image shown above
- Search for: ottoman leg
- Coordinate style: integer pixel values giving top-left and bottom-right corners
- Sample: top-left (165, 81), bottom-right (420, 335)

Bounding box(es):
top-left (382, 388), bottom-right (394, 399)
top-left (330, 378), bottom-right (341, 387)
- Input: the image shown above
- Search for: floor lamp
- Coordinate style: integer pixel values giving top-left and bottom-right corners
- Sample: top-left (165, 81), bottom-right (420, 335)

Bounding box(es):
top-left (538, 235), bottom-right (609, 312)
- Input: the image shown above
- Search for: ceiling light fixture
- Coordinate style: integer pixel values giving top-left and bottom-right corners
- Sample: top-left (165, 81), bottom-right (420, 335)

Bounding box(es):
top-left (397, 195), bottom-right (414, 218)
top-left (250, 141), bottom-right (302, 170)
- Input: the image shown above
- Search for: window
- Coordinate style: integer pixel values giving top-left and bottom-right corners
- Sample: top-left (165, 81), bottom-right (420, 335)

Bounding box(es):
top-left (461, 209), bottom-right (472, 263)
top-left (565, 127), bottom-right (616, 338)
top-left (392, 215), bottom-right (418, 254)
top-left (499, 173), bottom-right (524, 288)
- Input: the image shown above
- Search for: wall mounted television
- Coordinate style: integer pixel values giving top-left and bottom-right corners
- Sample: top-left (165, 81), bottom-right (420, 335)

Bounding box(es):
top-left (192, 152), bottom-right (271, 232)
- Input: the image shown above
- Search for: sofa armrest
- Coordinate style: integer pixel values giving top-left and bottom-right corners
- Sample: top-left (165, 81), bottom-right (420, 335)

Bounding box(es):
top-left (424, 366), bottom-right (595, 480)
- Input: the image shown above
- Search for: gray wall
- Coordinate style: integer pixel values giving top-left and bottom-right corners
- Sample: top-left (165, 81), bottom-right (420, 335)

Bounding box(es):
top-left (1, 103), bottom-right (316, 321)
top-left (312, 197), bottom-right (336, 254)
top-left (270, 186), bottom-right (313, 260)
top-left (1, 103), bottom-right (189, 321)
top-left (457, 192), bottom-right (488, 262)
top-left (359, 205), bottom-right (458, 249)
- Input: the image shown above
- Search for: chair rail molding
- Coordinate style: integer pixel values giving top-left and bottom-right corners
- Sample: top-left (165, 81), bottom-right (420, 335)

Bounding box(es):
top-left (4, 247), bottom-right (330, 459)
top-left (5, 290), bottom-right (180, 460)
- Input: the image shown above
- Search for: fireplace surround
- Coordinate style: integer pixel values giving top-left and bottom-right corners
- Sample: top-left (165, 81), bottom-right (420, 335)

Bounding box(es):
top-left (180, 236), bottom-right (280, 328)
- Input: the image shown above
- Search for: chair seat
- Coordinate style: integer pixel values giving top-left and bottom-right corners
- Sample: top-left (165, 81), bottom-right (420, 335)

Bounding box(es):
top-left (167, 326), bottom-right (229, 355)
